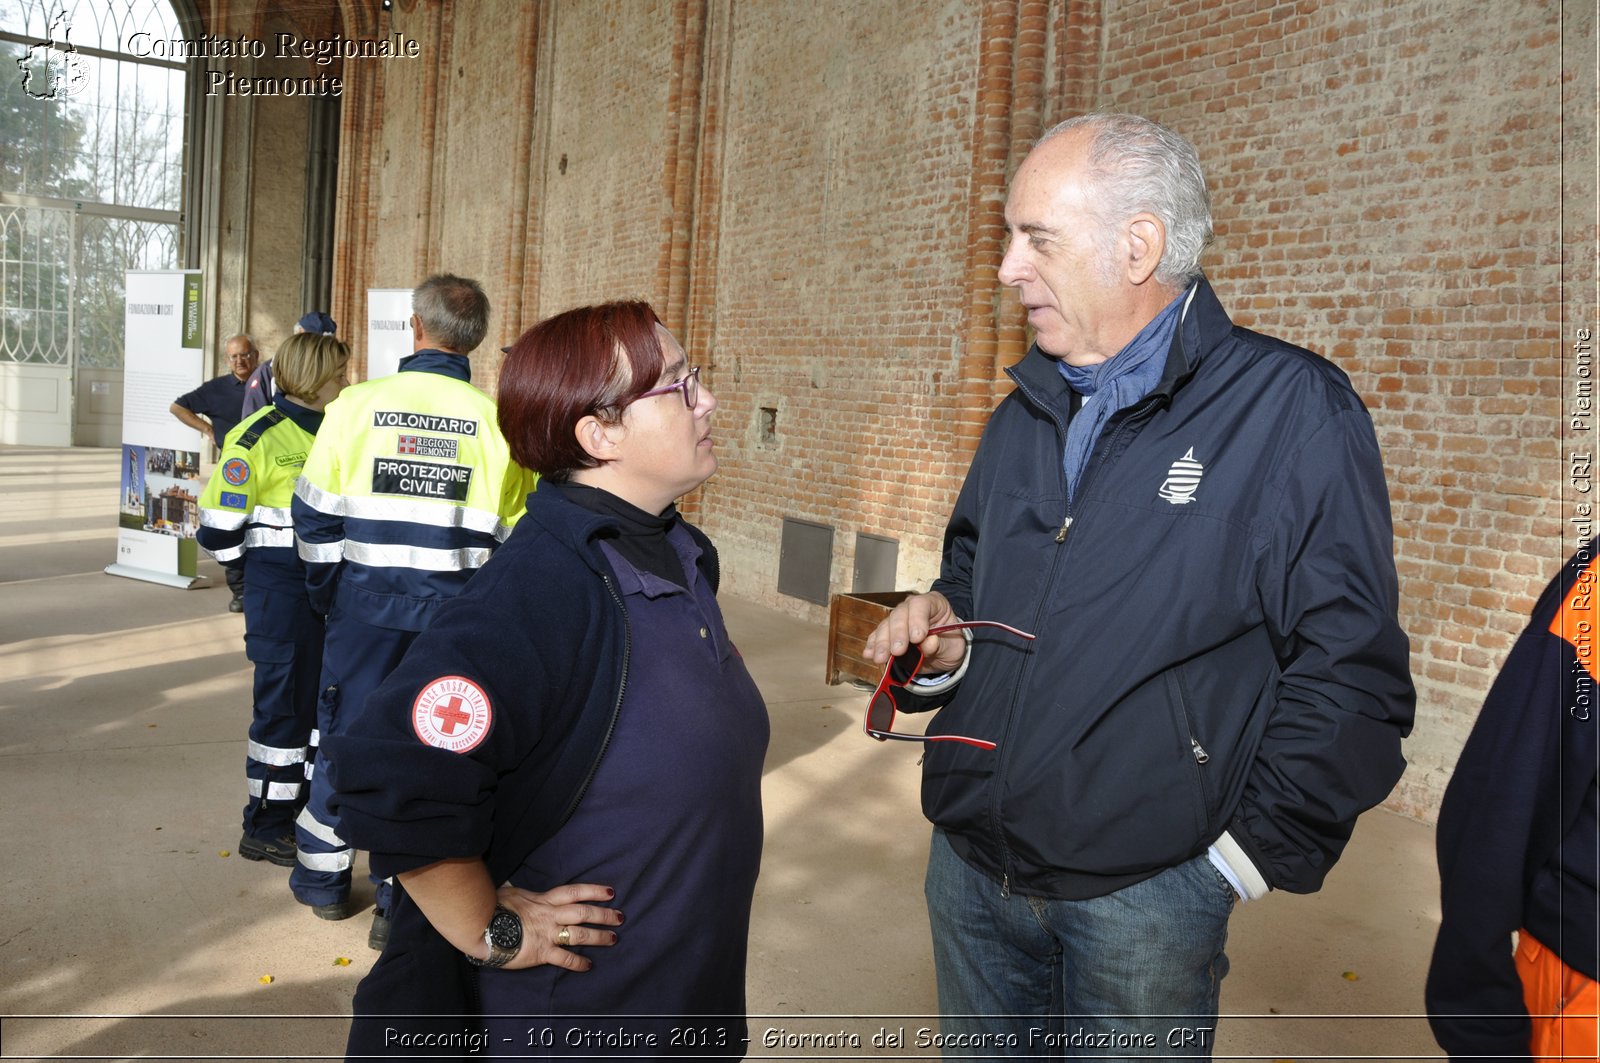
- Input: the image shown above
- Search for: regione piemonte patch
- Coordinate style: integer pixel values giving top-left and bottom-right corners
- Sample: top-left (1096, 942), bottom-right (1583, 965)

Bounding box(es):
top-left (412, 676), bottom-right (493, 752)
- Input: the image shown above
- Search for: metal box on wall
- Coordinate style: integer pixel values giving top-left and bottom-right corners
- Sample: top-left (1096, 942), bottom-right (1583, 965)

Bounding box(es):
top-left (778, 517), bottom-right (833, 606)
top-left (852, 532), bottom-right (898, 593)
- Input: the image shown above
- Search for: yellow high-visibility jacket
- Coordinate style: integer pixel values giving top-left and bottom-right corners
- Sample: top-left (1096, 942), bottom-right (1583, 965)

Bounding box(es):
top-left (292, 351), bottom-right (536, 630)
top-left (198, 399), bottom-right (321, 593)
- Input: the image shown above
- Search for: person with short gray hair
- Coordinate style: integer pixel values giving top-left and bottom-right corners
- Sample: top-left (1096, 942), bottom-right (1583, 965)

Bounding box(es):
top-left (1037, 112), bottom-right (1214, 290)
top-left (410, 273), bottom-right (490, 355)
top-left (865, 113), bottom-right (1414, 1055)
top-left (171, 333), bottom-right (258, 448)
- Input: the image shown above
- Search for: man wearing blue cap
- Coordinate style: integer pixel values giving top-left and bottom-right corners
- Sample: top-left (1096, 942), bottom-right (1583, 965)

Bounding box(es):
top-left (243, 312), bottom-right (337, 418)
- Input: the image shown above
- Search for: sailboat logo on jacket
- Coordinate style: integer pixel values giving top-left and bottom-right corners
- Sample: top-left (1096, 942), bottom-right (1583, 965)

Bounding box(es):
top-left (1159, 447), bottom-right (1204, 505)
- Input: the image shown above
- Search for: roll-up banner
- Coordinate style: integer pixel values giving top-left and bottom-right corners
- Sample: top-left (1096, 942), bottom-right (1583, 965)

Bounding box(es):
top-left (106, 270), bottom-right (209, 589)
top-left (367, 289), bottom-right (413, 380)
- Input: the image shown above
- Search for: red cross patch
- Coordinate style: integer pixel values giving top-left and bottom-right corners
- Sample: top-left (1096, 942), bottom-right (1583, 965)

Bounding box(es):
top-left (411, 676), bottom-right (492, 753)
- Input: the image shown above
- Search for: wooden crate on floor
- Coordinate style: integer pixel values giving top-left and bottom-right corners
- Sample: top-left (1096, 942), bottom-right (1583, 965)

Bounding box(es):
top-left (826, 590), bottom-right (912, 685)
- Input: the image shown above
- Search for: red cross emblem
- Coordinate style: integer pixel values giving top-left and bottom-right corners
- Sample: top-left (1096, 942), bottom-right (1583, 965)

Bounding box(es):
top-left (411, 676), bottom-right (492, 753)
top-left (432, 695), bottom-right (472, 734)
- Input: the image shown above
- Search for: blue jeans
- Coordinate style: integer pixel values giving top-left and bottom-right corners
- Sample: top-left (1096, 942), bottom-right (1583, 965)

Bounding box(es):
top-left (924, 829), bottom-right (1234, 1060)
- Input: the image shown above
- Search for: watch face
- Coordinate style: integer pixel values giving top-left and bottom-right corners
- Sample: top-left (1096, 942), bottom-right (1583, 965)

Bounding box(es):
top-left (487, 907), bottom-right (523, 951)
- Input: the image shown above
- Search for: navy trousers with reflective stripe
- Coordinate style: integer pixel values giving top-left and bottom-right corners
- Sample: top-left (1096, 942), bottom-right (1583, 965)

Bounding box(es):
top-left (290, 609), bottom-right (416, 909)
top-left (241, 581), bottom-right (322, 840)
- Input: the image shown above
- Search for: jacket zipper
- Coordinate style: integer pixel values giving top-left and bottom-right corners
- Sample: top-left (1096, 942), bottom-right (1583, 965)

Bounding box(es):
top-left (1174, 676), bottom-right (1213, 832)
top-left (552, 572), bottom-right (630, 830)
top-left (988, 373), bottom-right (1161, 896)
top-left (987, 372), bottom-right (1083, 896)
top-left (1039, 393), bottom-right (1144, 545)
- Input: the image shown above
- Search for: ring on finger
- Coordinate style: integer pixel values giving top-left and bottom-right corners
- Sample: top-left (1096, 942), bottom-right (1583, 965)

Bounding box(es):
top-left (556, 926), bottom-right (571, 947)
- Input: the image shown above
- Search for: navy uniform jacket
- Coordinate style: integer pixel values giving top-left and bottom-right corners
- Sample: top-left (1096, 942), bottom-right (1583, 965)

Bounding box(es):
top-left (1427, 548), bottom-right (1600, 1060)
top-left (325, 484), bottom-right (721, 1051)
top-left (903, 277), bottom-right (1414, 900)
top-left (241, 360), bottom-right (275, 418)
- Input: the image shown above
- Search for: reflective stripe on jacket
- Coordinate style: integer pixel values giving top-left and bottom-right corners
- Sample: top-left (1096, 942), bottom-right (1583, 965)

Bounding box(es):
top-left (292, 350), bottom-right (536, 629)
top-left (197, 399), bottom-right (319, 579)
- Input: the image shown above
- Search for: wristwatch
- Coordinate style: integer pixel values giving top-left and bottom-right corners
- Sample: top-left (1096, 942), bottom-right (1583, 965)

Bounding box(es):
top-left (466, 904), bottom-right (522, 968)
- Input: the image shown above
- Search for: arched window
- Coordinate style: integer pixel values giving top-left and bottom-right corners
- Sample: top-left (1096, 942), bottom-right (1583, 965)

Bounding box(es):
top-left (1, 0), bottom-right (192, 429)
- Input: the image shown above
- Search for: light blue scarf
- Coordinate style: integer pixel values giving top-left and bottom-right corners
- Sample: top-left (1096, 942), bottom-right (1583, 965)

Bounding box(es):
top-left (1057, 289), bottom-right (1188, 504)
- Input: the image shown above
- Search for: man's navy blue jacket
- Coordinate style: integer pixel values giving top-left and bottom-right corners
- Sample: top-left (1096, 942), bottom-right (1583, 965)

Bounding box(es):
top-left (907, 277), bottom-right (1416, 900)
top-left (1427, 547), bottom-right (1600, 1061)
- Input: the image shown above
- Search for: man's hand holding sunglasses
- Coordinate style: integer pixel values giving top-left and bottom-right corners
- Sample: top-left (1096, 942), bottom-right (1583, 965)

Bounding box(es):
top-left (862, 592), bottom-right (1035, 750)
top-left (864, 591), bottom-right (970, 673)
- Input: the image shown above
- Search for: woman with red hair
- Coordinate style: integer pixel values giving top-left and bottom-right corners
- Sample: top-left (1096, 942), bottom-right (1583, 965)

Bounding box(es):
top-left (328, 301), bottom-right (768, 1059)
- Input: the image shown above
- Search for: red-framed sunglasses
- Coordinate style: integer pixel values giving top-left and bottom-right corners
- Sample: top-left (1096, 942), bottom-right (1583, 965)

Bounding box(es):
top-left (864, 620), bottom-right (1036, 751)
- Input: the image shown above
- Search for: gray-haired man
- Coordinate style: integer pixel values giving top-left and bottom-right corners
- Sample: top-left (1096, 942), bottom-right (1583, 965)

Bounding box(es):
top-left (866, 113), bottom-right (1415, 1054)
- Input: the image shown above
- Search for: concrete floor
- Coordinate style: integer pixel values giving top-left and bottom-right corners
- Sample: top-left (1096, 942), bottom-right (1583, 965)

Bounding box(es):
top-left (0, 444), bottom-right (1446, 1061)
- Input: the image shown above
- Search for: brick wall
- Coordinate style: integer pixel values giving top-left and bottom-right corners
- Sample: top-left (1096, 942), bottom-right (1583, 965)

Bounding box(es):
top-left (307, 0), bottom-right (1592, 820)
top-left (700, 0), bottom-right (984, 602)
top-left (531, 0), bottom-right (677, 317)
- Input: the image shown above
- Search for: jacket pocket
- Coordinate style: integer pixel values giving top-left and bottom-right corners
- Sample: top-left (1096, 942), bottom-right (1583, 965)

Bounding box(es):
top-left (316, 672), bottom-right (343, 734)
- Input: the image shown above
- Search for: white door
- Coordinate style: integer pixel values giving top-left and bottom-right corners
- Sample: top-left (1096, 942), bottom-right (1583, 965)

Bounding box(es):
top-left (0, 363), bottom-right (72, 445)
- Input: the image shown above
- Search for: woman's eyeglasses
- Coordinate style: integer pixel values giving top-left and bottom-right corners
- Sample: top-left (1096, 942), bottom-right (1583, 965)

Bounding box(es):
top-left (865, 620), bottom-right (1035, 751)
top-left (630, 366), bottom-right (700, 409)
